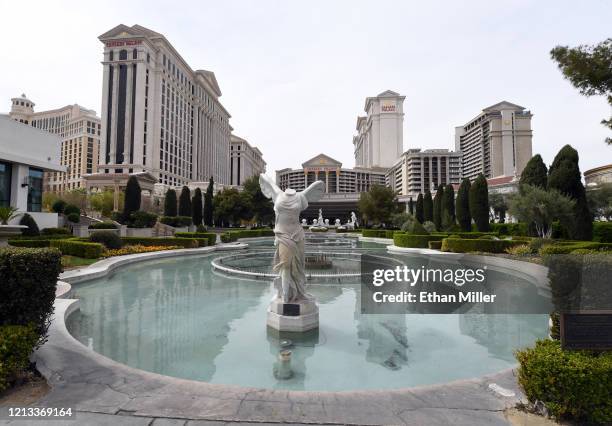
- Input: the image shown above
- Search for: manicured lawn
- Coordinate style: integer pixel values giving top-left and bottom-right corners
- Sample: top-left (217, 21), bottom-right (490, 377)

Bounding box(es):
top-left (61, 255), bottom-right (99, 269)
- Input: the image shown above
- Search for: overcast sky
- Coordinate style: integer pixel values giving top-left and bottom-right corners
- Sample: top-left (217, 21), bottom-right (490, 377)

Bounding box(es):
top-left (1, 0), bottom-right (610, 175)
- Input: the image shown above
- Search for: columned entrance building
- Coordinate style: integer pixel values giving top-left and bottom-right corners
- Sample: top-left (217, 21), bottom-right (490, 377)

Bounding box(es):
top-left (96, 24), bottom-right (232, 187)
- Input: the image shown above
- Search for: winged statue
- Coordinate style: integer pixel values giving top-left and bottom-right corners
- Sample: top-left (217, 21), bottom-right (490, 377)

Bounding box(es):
top-left (259, 173), bottom-right (325, 303)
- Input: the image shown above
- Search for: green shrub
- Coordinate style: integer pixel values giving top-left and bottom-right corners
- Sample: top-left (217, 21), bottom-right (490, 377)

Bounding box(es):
top-left (490, 222), bottom-right (528, 236)
top-left (394, 233), bottom-right (445, 248)
top-left (593, 221), bottom-right (612, 243)
top-left (66, 212), bottom-right (80, 223)
top-left (539, 241), bottom-right (612, 255)
top-left (120, 237), bottom-right (198, 248)
top-left (0, 325), bottom-right (40, 392)
top-left (128, 211), bottom-right (158, 228)
top-left (50, 240), bottom-right (104, 258)
top-left (528, 238), bottom-right (551, 254)
top-left (453, 231), bottom-right (499, 239)
top-left (441, 237), bottom-right (525, 253)
top-left (401, 215), bottom-right (428, 234)
top-left (516, 339), bottom-right (612, 423)
top-left (0, 248), bottom-right (62, 337)
top-left (196, 224), bottom-right (207, 233)
top-left (89, 231), bottom-right (122, 249)
top-left (362, 229), bottom-right (397, 238)
top-left (505, 244), bottom-right (532, 256)
top-left (88, 221), bottom-right (117, 230)
top-left (8, 239), bottom-right (50, 248)
top-left (428, 241), bottom-right (442, 250)
top-left (175, 232), bottom-right (216, 246)
top-left (19, 213), bottom-right (40, 237)
top-left (160, 216), bottom-right (192, 227)
top-left (220, 232), bottom-right (236, 243)
top-left (422, 221), bottom-right (436, 233)
top-left (51, 199), bottom-right (67, 214)
top-left (41, 227), bottom-right (71, 235)
top-left (63, 204), bottom-right (80, 216)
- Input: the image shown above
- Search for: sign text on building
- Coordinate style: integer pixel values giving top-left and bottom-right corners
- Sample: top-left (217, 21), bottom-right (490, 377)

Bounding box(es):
top-left (105, 39), bottom-right (143, 47)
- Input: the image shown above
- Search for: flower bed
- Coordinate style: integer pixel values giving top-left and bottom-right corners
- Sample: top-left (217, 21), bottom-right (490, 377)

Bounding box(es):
top-left (102, 244), bottom-right (182, 258)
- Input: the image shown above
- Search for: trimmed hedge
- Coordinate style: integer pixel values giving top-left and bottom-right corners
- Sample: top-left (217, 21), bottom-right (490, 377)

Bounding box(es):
top-left (89, 231), bottom-right (122, 249)
top-left (441, 237), bottom-right (526, 253)
top-left (160, 216), bottom-right (192, 227)
top-left (539, 241), bottom-right (612, 255)
top-left (128, 211), bottom-right (158, 228)
top-left (88, 221), bottom-right (117, 230)
top-left (516, 339), bottom-right (612, 423)
top-left (175, 232), bottom-right (216, 246)
top-left (224, 229), bottom-right (274, 239)
top-left (8, 239), bottom-right (50, 248)
top-left (41, 227), bottom-right (71, 235)
top-left (362, 229), bottom-right (397, 239)
top-left (0, 325), bottom-right (40, 392)
top-left (593, 221), bottom-right (612, 243)
top-left (428, 240), bottom-right (442, 250)
top-left (490, 223), bottom-right (528, 236)
top-left (394, 233), bottom-right (446, 248)
top-left (0, 248), bottom-right (62, 337)
top-left (120, 237), bottom-right (199, 248)
top-left (50, 240), bottom-right (104, 258)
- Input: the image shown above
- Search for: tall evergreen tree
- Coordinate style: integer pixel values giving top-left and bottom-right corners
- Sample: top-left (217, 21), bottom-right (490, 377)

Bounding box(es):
top-left (415, 193), bottom-right (424, 223)
top-left (164, 189), bottom-right (177, 217)
top-left (441, 184), bottom-right (455, 230)
top-left (433, 185), bottom-right (444, 231)
top-left (456, 178), bottom-right (471, 231)
top-left (203, 177), bottom-right (214, 226)
top-left (423, 189), bottom-right (433, 223)
top-left (191, 188), bottom-right (203, 226)
top-left (122, 176), bottom-right (141, 222)
top-left (469, 174), bottom-right (490, 232)
top-left (520, 154), bottom-right (548, 192)
top-left (178, 186), bottom-right (192, 217)
top-left (408, 197), bottom-right (414, 216)
top-left (547, 145), bottom-right (593, 240)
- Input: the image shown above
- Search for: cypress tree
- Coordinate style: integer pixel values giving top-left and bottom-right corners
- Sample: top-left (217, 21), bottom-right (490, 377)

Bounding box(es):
top-left (178, 186), bottom-right (192, 217)
top-left (408, 197), bottom-right (414, 216)
top-left (547, 145), bottom-right (592, 240)
top-left (433, 185), bottom-right (444, 231)
top-left (520, 154), bottom-right (548, 193)
top-left (423, 189), bottom-right (433, 223)
top-left (122, 176), bottom-right (141, 222)
top-left (469, 174), bottom-right (489, 231)
top-left (164, 189), bottom-right (177, 217)
top-left (456, 178), bottom-right (471, 231)
top-left (19, 213), bottom-right (40, 237)
top-left (441, 183), bottom-right (455, 230)
top-left (203, 177), bottom-right (214, 226)
top-left (192, 188), bottom-right (203, 226)
top-left (415, 193), bottom-right (424, 223)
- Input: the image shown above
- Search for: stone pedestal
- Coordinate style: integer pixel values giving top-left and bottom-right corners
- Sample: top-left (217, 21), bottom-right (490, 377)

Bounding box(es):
top-left (267, 298), bottom-right (319, 332)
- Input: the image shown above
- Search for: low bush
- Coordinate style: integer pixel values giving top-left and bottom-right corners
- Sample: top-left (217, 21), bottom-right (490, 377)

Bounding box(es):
top-left (66, 212), bottom-right (80, 223)
top-left (490, 222), bottom-right (528, 236)
top-left (220, 229), bottom-right (275, 240)
top-left (453, 231), bottom-right (499, 239)
top-left (19, 213), bottom-right (40, 237)
top-left (428, 240), bottom-right (442, 250)
top-left (63, 204), bottom-right (80, 216)
top-left (401, 216), bottom-right (428, 234)
top-left (220, 232), bottom-right (235, 243)
top-left (41, 227), bottom-right (71, 235)
top-left (362, 229), bottom-right (397, 239)
top-left (88, 221), bottom-right (117, 230)
top-left (593, 221), bottom-right (612, 243)
top-left (160, 216), bottom-right (192, 227)
top-left (422, 221), bottom-right (436, 233)
top-left (516, 339), bottom-right (612, 423)
top-left (51, 199), bottom-right (67, 214)
top-left (0, 325), bottom-right (40, 392)
top-left (175, 232), bottom-right (216, 245)
top-left (120, 237), bottom-right (198, 248)
top-left (8, 239), bottom-right (50, 248)
top-left (441, 237), bottom-right (525, 253)
top-left (505, 244), bottom-right (532, 256)
top-left (394, 233), bottom-right (445, 248)
top-left (0, 248), bottom-right (62, 337)
top-left (539, 241), bottom-right (612, 255)
top-left (102, 244), bottom-right (181, 258)
top-left (128, 211), bottom-right (158, 228)
top-left (50, 239), bottom-right (104, 258)
top-left (89, 231), bottom-right (123, 249)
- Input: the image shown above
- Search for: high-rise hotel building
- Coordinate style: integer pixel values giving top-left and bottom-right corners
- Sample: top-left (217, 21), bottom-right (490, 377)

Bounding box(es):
top-left (229, 135), bottom-right (266, 187)
top-left (98, 24), bottom-right (232, 187)
top-left (353, 90), bottom-right (405, 169)
top-left (8, 94), bottom-right (101, 192)
top-left (455, 101), bottom-right (532, 181)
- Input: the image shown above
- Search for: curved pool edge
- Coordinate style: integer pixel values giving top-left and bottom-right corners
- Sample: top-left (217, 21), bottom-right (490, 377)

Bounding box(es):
top-left (33, 242), bottom-right (531, 424)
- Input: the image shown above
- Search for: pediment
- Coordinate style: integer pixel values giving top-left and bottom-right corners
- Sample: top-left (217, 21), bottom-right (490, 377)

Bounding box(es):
top-left (302, 153), bottom-right (342, 168)
top-left (377, 89), bottom-right (400, 97)
top-left (483, 101), bottom-right (525, 112)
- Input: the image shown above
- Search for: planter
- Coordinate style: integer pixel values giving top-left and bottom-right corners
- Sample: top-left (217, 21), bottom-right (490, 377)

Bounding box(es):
top-left (126, 228), bottom-right (154, 237)
top-left (0, 225), bottom-right (28, 247)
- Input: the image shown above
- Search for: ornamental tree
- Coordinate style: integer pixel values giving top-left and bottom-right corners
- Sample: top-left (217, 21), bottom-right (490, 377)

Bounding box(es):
top-left (520, 154), bottom-right (548, 192)
top-left (456, 178), bottom-right (471, 231)
top-left (433, 185), bottom-right (444, 231)
top-left (122, 176), bottom-right (141, 223)
top-left (204, 177), bottom-right (214, 226)
top-left (441, 184), bottom-right (456, 230)
top-left (509, 185), bottom-right (574, 238)
top-left (164, 189), bottom-right (177, 217)
top-left (191, 188), bottom-right (203, 226)
top-left (469, 174), bottom-right (489, 232)
top-left (415, 193), bottom-right (424, 223)
top-left (423, 189), bottom-right (433, 223)
top-left (178, 186), bottom-right (192, 217)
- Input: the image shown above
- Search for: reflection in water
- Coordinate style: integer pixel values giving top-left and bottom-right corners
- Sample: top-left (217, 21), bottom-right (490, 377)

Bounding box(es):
top-left (67, 249), bottom-right (551, 391)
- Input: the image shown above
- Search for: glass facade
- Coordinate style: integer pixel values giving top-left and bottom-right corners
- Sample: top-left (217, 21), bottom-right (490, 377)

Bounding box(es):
top-left (27, 168), bottom-right (43, 212)
top-left (0, 162), bottom-right (11, 207)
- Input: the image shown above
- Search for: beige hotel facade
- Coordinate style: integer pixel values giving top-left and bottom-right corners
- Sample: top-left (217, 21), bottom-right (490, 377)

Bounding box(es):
top-left (96, 24), bottom-right (232, 189)
top-left (229, 134), bottom-right (266, 187)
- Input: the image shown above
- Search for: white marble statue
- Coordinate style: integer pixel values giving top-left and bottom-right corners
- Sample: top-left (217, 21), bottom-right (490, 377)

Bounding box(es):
top-left (318, 209), bottom-right (324, 226)
top-left (335, 218), bottom-right (341, 226)
top-left (324, 219), bottom-right (329, 226)
top-left (259, 174), bottom-right (325, 303)
top-left (301, 218), bottom-right (307, 226)
top-left (350, 211), bottom-right (358, 227)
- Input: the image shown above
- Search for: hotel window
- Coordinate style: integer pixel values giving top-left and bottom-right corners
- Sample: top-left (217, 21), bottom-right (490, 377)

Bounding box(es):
top-left (27, 168), bottom-right (44, 212)
top-left (0, 162), bottom-right (12, 207)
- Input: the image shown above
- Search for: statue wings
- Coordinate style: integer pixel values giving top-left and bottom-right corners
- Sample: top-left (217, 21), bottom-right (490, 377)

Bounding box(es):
top-left (302, 180), bottom-right (325, 202)
top-left (259, 173), bottom-right (282, 202)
